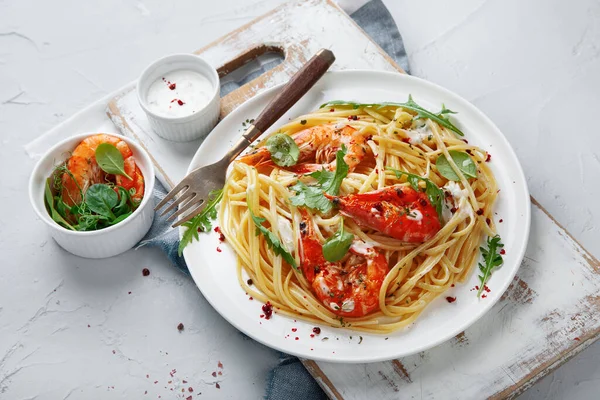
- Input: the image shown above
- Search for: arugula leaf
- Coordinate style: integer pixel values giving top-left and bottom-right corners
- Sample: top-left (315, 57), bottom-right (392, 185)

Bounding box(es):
top-left (320, 96), bottom-right (464, 136)
top-left (289, 146), bottom-right (349, 213)
top-left (322, 219), bottom-right (354, 262)
top-left (95, 143), bottom-right (133, 180)
top-left (247, 201), bottom-right (298, 270)
top-left (266, 133), bottom-right (300, 167)
top-left (311, 146), bottom-right (349, 196)
top-left (436, 151), bottom-right (477, 181)
top-left (178, 189), bottom-right (223, 256)
top-left (477, 235), bottom-right (504, 298)
top-left (44, 179), bottom-right (75, 230)
top-left (85, 184), bottom-right (118, 219)
top-left (386, 167), bottom-right (445, 219)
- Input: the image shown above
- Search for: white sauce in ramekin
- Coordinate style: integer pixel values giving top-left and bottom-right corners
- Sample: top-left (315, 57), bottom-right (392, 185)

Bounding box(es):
top-left (145, 70), bottom-right (214, 118)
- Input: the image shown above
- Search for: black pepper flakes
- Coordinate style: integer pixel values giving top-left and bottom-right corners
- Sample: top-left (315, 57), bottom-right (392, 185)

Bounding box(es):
top-left (142, 268), bottom-right (150, 276)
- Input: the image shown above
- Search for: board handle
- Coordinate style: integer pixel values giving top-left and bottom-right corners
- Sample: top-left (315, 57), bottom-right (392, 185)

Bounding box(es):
top-left (241, 48), bottom-right (335, 143)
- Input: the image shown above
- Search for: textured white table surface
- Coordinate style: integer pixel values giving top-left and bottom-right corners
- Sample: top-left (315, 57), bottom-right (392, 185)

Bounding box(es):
top-left (1, 0), bottom-right (599, 399)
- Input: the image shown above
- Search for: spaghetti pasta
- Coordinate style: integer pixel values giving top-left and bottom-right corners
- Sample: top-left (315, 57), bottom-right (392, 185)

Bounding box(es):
top-left (219, 102), bottom-right (498, 334)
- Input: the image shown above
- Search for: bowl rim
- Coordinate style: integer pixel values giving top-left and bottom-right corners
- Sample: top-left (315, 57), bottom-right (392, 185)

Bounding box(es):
top-left (28, 132), bottom-right (156, 237)
top-left (136, 53), bottom-right (220, 123)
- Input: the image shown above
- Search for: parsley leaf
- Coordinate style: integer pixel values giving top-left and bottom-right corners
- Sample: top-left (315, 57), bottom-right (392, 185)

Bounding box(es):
top-left (322, 218), bottom-right (354, 262)
top-left (289, 181), bottom-right (333, 213)
top-left (320, 96), bottom-right (464, 136)
top-left (178, 189), bottom-right (223, 256)
top-left (266, 133), bottom-right (300, 167)
top-left (248, 201), bottom-right (298, 270)
top-left (436, 151), bottom-right (477, 181)
top-left (289, 145), bottom-right (349, 213)
top-left (477, 235), bottom-right (504, 298)
top-left (386, 167), bottom-right (445, 219)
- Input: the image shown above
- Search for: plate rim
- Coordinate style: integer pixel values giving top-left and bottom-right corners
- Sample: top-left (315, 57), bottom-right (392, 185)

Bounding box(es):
top-left (182, 70), bottom-right (531, 363)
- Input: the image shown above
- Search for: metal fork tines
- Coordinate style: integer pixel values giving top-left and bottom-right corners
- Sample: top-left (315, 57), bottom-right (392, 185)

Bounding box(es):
top-left (155, 157), bottom-right (230, 227)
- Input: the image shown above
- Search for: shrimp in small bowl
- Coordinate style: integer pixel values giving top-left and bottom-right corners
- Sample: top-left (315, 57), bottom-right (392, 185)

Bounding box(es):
top-left (29, 133), bottom-right (155, 258)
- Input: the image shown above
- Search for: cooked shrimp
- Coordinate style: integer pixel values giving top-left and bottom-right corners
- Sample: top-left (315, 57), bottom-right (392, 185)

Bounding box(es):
top-left (298, 210), bottom-right (388, 318)
top-left (327, 185), bottom-right (441, 243)
top-left (238, 124), bottom-right (369, 173)
top-left (61, 134), bottom-right (144, 205)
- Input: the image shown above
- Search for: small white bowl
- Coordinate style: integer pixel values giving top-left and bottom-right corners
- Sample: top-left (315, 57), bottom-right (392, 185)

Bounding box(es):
top-left (29, 132), bottom-right (156, 259)
top-left (137, 54), bottom-right (220, 142)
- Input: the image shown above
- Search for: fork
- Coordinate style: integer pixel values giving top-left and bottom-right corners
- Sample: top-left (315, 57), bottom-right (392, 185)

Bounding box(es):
top-left (155, 48), bottom-right (336, 227)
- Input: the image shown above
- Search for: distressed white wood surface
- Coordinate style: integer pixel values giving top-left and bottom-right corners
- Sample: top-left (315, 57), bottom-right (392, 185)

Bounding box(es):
top-left (104, 1), bottom-right (600, 399)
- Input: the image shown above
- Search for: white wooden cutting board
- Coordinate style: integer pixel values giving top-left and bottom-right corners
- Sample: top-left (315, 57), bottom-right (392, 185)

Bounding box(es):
top-left (106, 0), bottom-right (600, 398)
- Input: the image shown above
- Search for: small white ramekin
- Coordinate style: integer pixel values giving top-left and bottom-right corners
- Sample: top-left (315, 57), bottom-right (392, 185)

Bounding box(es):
top-left (29, 132), bottom-right (155, 259)
top-left (136, 54), bottom-right (220, 142)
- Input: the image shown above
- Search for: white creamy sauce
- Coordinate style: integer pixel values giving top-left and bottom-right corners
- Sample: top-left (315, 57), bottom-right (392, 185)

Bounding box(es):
top-left (441, 202), bottom-right (453, 224)
top-left (277, 217), bottom-right (295, 252)
top-left (406, 125), bottom-right (431, 145)
top-left (146, 69), bottom-right (213, 118)
top-left (407, 209), bottom-right (423, 221)
top-left (350, 240), bottom-right (373, 255)
top-left (316, 277), bottom-right (330, 295)
top-left (444, 181), bottom-right (468, 202)
top-left (341, 299), bottom-right (355, 312)
top-left (443, 181), bottom-right (470, 223)
top-left (458, 197), bottom-right (474, 218)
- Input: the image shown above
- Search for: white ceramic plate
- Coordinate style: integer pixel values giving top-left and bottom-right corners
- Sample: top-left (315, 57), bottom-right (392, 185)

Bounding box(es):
top-left (183, 71), bottom-right (530, 363)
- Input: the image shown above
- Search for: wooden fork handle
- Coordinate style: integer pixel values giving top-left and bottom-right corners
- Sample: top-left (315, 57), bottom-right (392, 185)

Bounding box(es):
top-left (244, 48), bottom-right (334, 141)
top-left (223, 49), bottom-right (335, 163)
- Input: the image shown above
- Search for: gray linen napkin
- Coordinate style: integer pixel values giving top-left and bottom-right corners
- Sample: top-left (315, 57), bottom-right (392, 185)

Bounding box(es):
top-left (138, 1), bottom-right (408, 398)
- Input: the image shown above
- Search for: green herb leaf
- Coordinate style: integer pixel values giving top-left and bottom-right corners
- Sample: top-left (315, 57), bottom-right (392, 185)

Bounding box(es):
top-left (95, 143), bottom-right (133, 180)
top-left (112, 186), bottom-right (132, 217)
top-left (109, 211), bottom-right (132, 226)
top-left (289, 146), bottom-right (349, 213)
top-left (386, 167), bottom-right (445, 219)
top-left (436, 151), bottom-right (477, 181)
top-left (289, 181), bottom-right (333, 213)
top-left (266, 133), bottom-right (300, 167)
top-left (54, 197), bottom-right (71, 220)
top-left (311, 146), bottom-right (349, 196)
top-left (85, 184), bottom-right (118, 219)
top-left (44, 179), bottom-right (75, 230)
top-left (322, 219), bottom-right (353, 262)
top-left (178, 189), bottom-right (223, 256)
top-left (320, 96), bottom-right (464, 136)
top-left (477, 235), bottom-right (504, 298)
top-left (76, 214), bottom-right (109, 231)
top-left (248, 201), bottom-right (298, 270)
